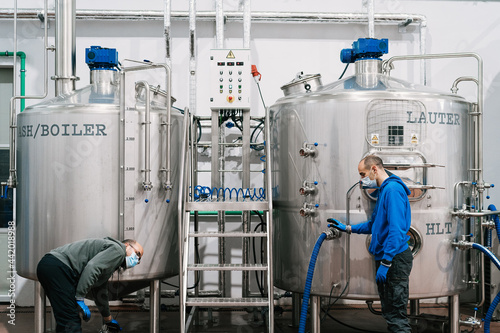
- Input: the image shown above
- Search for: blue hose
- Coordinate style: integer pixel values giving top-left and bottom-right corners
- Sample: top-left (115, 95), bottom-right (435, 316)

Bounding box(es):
top-left (487, 204), bottom-right (500, 242)
top-left (471, 243), bottom-right (500, 333)
top-left (299, 232), bottom-right (327, 333)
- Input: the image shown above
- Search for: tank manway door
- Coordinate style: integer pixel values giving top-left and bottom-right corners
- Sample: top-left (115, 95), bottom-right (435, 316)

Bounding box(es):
top-left (209, 49), bottom-right (251, 110)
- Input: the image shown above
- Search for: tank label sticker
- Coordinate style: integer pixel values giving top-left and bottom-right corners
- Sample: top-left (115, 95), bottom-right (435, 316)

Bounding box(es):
top-left (407, 111), bottom-right (460, 125)
top-left (18, 123), bottom-right (108, 138)
top-left (371, 133), bottom-right (379, 145)
top-left (426, 222), bottom-right (452, 235)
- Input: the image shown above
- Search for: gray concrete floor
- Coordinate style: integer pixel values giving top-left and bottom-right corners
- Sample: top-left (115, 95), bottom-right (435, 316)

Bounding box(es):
top-left (1, 303), bottom-right (499, 332)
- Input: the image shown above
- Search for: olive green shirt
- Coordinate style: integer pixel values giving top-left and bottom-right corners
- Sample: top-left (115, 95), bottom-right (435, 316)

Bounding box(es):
top-left (49, 237), bottom-right (126, 317)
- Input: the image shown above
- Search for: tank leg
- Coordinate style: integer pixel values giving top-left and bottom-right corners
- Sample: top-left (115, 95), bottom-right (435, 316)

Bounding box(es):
top-left (410, 299), bottom-right (419, 316)
top-left (311, 295), bottom-right (321, 333)
top-left (449, 294), bottom-right (460, 333)
top-left (150, 279), bottom-right (160, 333)
top-left (35, 282), bottom-right (45, 333)
top-left (291, 293), bottom-right (301, 327)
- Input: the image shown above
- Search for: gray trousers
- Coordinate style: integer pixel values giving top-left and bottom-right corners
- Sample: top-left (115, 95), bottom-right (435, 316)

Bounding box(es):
top-left (376, 247), bottom-right (413, 333)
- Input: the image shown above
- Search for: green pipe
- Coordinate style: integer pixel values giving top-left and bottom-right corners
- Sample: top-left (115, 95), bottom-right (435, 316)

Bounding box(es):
top-left (190, 211), bottom-right (264, 216)
top-left (1, 51), bottom-right (26, 111)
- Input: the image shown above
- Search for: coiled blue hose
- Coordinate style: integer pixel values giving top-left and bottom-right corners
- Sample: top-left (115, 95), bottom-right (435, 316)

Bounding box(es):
top-left (488, 204), bottom-right (500, 241)
top-left (299, 232), bottom-right (327, 333)
top-left (193, 185), bottom-right (266, 201)
top-left (471, 243), bottom-right (500, 333)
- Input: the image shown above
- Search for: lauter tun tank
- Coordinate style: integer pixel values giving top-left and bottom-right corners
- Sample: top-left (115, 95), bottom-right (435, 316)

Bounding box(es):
top-left (270, 38), bottom-right (471, 300)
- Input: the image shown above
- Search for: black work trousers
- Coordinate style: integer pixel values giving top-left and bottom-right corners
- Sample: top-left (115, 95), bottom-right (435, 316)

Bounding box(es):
top-left (376, 247), bottom-right (413, 333)
top-left (37, 254), bottom-right (82, 333)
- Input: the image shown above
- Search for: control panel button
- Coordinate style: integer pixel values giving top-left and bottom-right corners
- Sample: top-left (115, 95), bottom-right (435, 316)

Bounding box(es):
top-left (227, 95), bottom-right (235, 103)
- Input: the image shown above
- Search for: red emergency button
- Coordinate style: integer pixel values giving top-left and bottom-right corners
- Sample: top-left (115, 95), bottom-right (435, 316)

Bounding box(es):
top-left (226, 95), bottom-right (234, 103)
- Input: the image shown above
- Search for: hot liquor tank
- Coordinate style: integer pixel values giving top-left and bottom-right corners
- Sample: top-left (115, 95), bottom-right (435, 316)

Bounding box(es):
top-left (270, 59), bottom-right (471, 300)
top-left (16, 58), bottom-right (181, 296)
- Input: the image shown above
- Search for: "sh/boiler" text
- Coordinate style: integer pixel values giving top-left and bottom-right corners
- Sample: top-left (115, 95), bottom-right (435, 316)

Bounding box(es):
top-left (19, 123), bottom-right (107, 139)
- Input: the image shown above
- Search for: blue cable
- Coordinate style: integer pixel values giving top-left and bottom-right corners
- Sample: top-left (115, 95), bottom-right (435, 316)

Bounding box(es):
top-left (299, 232), bottom-right (328, 333)
top-left (471, 243), bottom-right (500, 333)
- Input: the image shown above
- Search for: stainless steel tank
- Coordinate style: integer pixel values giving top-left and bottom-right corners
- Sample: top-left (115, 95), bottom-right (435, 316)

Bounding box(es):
top-left (16, 69), bottom-right (181, 296)
top-left (270, 59), bottom-right (471, 299)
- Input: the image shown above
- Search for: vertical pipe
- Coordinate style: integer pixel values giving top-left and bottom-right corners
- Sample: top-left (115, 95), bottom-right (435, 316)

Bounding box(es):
top-left (367, 0), bottom-right (375, 39)
top-left (419, 20), bottom-right (427, 85)
top-left (55, 0), bottom-right (76, 96)
top-left (242, 111), bottom-right (251, 296)
top-left (150, 279), bottom-right (160, 333)
top-left (118, 71), bottom-right (126, 241)
top-left (264, 106), bottom-right (274, 333)
top-left (136, 82), bottom-right (152, 190)
top-left (243, 0), bottom-right (251, 49)
top-left (449, 294), bottom-right (460, 333)
top-left (311, 295), bottom-right (321, 333)
top-left (164, 0), bottom-right (172, 69)
top-left (34, 282), bottom-right (45, 333)
top-left (215, 0), bottom-right (224, 49)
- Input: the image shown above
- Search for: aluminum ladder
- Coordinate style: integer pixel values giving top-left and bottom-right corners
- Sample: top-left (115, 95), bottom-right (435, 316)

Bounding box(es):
top-left (178, 108), bottom-right (274, 332)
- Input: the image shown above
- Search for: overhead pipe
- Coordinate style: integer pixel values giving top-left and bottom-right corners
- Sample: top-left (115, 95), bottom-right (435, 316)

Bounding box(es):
top-left (0, 9), bottom-right (427, 26)
top-left (54, 0), bottom-right (78, 96)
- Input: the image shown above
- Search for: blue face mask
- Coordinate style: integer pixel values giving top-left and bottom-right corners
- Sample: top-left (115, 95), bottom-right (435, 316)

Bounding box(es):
top-left (360, 170), bottom-right (378, 188)
top-left (125, 252), bottom-right (139, 269)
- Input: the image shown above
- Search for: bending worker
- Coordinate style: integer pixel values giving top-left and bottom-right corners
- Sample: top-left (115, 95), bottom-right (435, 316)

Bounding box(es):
top-left (37, 237), bottom-right (144, 332)
top-left (331, 155), bottom-right (413, 333)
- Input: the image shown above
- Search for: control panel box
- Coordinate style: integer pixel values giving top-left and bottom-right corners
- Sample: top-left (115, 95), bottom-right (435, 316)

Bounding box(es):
top-left (210, 49), bottom-right (251, 110)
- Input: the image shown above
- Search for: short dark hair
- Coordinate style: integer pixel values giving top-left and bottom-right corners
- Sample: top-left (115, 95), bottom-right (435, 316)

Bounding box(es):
top-left (362, 155), bottom-right (384, 169)
top-left (122, 239), bottom-right (137, 246)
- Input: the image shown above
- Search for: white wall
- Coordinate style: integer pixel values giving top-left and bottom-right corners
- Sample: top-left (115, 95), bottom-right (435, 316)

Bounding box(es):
top-left (2, 0), bottom-right (500, 305)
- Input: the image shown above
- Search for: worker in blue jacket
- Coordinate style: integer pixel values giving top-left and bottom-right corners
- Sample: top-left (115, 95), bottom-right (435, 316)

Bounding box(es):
top-left (331, 155), bottom-right (413, 333)
top-left (37, 237), bottom-right (144, 333)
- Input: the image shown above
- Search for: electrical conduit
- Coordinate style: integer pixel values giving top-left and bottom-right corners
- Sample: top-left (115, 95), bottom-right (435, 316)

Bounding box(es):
top-left (299, 232), bottom-right (327, 333)
top-left (0, 51), bottom-right (26, 111)
top-left (471, 243), bottom-right (500, 333)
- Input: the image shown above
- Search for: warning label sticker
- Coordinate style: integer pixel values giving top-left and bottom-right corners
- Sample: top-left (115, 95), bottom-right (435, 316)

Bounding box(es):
top-left (371, 133), bottom-right (379, 145)
top-left (411, 133), bottom-right (418, 144)
top-left (226, 50), bottom-right (235, 59)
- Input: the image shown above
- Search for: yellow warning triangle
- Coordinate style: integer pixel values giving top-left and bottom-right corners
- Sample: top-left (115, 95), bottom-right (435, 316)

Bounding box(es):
top-left (226, 50), bottom-right (235, 59)
top-left (372, 135), bottom-right (378, 141)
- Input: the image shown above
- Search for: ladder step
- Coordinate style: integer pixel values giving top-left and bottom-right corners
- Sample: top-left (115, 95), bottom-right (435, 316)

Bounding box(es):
top-left (189, 231), bottom-right (267, 238)
top-left (185, 297), bottom-right (269, 307)
top-left (187, 263), bottom-right (267, 271)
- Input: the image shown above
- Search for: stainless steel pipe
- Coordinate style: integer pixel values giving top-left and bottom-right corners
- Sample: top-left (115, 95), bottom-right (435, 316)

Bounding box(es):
top-left (136, 81), bottom-right (152, 191)
top-left (34, 282), bottom-right (45, 333)
top-left (54, 0), bottom-right (77, 96)
top-left (150, 279), bottom-right (160, 333)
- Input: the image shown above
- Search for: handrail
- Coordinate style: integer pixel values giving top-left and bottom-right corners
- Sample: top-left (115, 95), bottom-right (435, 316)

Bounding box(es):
top-left (178, 107), bottom-right (190, 333)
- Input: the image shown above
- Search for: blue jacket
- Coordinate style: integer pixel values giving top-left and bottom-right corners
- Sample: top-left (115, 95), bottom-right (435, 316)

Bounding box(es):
top-left (351, 175), bottom-right (411, 261)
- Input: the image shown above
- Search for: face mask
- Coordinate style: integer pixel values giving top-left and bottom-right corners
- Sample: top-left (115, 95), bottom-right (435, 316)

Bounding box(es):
top-left (360, 170), bottom-right (378, 188)
top-left (125, 252), bottom-right (139, 269)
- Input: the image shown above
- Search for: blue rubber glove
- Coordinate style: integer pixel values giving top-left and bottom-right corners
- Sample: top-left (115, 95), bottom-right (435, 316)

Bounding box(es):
top-left (76, 298), bottom-right (91, 322)
top-left (327, 218), bottom-right (347, 232)
top-left (105, 319), bottom-right (122, 332)
top-left (376, 265), bottom-right (390, 284)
